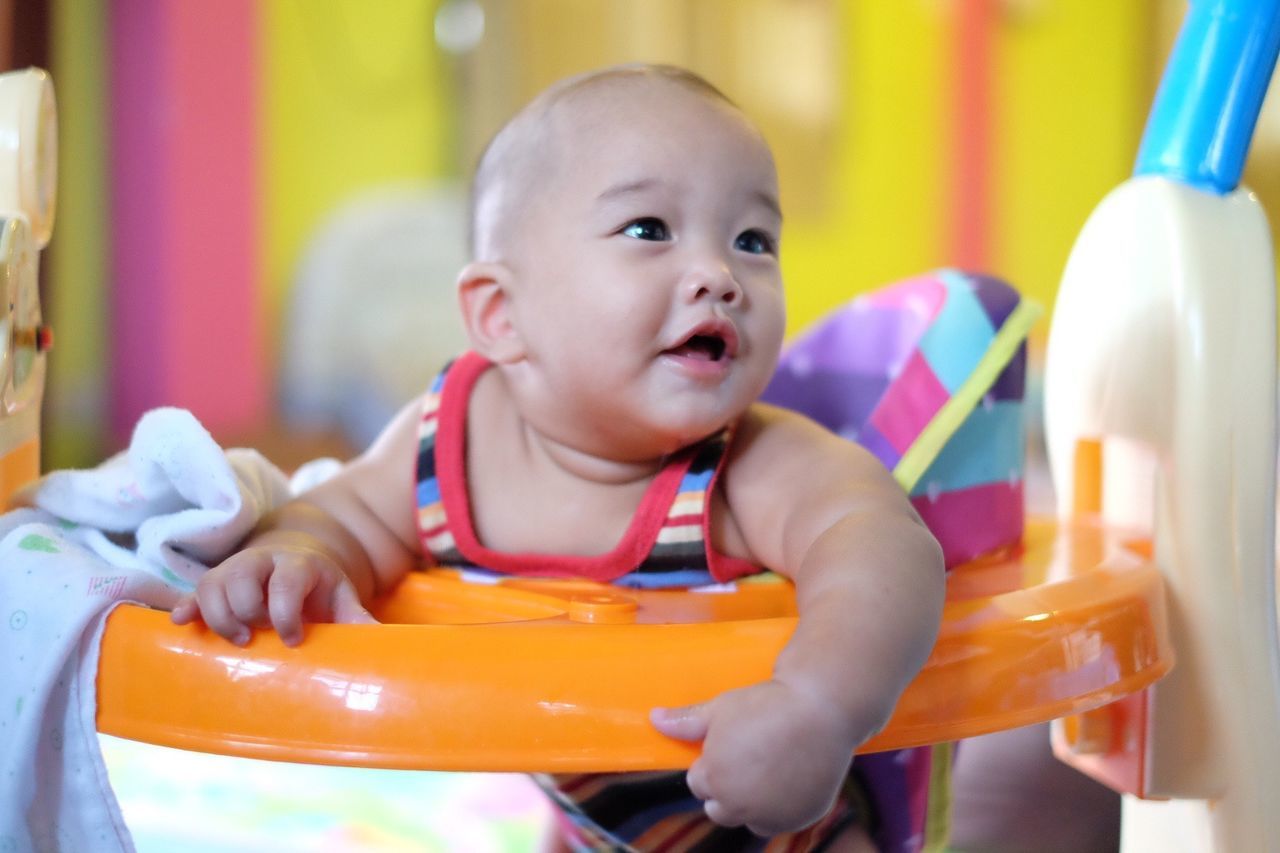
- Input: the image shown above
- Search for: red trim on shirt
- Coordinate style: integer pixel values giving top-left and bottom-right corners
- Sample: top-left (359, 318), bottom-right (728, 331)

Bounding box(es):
top-left (434, 352), bottom-right (697, 582)
top-left (703, 428), bottom-right (761, 583)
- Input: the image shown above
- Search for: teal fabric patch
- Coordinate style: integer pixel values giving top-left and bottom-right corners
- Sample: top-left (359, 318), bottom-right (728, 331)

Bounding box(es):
top-left (910, 400), bottom-right (1025, 496)
top-left (917, 281), bottom-right (996, 394)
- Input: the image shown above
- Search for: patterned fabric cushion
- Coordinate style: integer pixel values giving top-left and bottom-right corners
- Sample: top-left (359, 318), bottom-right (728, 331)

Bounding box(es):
top-left (762, 269), bottom-right (1041, 568)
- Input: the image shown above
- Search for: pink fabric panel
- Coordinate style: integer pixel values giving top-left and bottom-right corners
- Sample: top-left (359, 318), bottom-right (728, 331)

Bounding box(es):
top-left (862, 272), bottom-right (948, 325)
top-left (867, 351), bottom-right (950, 454)
top-left (911, 480), bottom-right (1023, 568)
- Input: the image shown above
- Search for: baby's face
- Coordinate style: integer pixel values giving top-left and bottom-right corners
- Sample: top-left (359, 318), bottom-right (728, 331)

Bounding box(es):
top-left (503, 80), bottom-right (786, 458)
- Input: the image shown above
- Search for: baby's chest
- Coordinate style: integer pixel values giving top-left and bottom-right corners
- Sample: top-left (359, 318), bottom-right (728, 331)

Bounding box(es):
top-left (467, 469), bottom-right (648, 557)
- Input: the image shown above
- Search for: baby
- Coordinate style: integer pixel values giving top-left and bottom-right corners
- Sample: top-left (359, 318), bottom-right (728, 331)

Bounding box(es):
top-left (171, 64), bottom-right (945, 849)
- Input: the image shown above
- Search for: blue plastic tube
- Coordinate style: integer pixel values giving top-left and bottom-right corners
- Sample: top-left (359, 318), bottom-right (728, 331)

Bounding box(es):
top-left (1135, 0), bottom-right (1280, 194)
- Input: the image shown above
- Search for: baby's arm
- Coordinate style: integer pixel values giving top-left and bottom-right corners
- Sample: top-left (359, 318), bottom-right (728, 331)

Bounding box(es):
top-left (653, 403), bottom-right (945, 835)
top-left (170, 398), bottom-right (425, 646)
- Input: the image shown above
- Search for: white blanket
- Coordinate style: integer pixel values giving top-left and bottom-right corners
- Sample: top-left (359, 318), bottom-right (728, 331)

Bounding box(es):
top-left (0, 408), bottom-right (300, 851)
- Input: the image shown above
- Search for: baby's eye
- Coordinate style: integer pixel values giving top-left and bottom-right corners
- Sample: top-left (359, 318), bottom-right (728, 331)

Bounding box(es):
top-left (621, 218), bottom-right (671, 242)
top-left (734, 229), bottom-right (776, 256)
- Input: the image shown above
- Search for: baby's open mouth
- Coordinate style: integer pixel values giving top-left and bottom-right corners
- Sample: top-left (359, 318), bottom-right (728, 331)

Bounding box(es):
top-left (663, 320), bottom-right (739, 366)
top-left (669, 333), bottom-right (728, 361)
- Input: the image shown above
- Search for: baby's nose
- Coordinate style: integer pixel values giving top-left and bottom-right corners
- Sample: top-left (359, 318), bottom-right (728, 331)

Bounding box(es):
top-left (683, 263), bottom-right (742, 305)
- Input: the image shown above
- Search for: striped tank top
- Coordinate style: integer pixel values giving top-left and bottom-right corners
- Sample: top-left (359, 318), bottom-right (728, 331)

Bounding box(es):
top-left (414, 351), bottom-right (760, 587)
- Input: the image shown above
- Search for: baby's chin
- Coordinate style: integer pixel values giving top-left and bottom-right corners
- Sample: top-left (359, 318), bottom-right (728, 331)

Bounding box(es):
top-left (567, 415), bottom-right (732, 464)
top-left (645, 414), bottom-right (741, 454)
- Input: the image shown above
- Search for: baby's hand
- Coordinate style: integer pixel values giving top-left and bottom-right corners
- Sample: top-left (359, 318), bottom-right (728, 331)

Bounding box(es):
top-left (170, 536), bottom-right (375, 646)
top-left (651, 679), bottom-right (860, 836)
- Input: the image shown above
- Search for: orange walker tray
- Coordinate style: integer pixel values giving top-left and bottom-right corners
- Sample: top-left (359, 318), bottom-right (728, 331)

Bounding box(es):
top-left (95, 515), bottom-right (1171, 772)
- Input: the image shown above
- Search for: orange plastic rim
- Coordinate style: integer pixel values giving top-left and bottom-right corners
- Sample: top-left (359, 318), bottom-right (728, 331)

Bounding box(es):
top-left (95, 515), bottom-right (1172, 772)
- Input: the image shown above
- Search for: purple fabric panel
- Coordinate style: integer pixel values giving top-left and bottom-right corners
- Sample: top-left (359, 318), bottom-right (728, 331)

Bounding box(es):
top-left (863, 272), bottom-right (949, 321)
top-left (856, 746), bottom-right (933, 853)
top-left (911, 481), bottom-right (1024, 568)
top-left (988, 340), bottom-right (1028, 402)
top-left (760, 368), bottom-right (889, 442)
top-left (779, 303), bottom-right (928, 376)
top-left (968, 272), bottom-right (1022, 328)
top-left (854, 422), bottom-right (902, 471)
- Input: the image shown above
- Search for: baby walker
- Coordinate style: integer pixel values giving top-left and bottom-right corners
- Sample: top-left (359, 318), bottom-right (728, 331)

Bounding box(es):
top-left (0, 1), bottom-right (1274, 851)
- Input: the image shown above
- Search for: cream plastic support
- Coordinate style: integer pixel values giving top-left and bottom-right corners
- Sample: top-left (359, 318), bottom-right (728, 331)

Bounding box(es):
top-left (1045, 177), bottom-right (1280, 850)
top-left (0, 69), bottom-right (55, 247)
top-left (0, 68), bottom-right (56, 507)
top-left (1046, 3), bottom-right (1280, 846)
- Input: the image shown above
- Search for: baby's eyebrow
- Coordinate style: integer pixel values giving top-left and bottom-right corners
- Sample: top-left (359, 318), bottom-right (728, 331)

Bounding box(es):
top-left (595, 178), bottom-right (663, 204)
top-left (752, 189), bottom-right (782, 222)
top-left (594, 178), bottom-right (782, 222)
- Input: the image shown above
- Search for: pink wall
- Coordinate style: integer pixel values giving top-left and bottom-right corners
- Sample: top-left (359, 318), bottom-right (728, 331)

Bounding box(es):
top-left (951, 0), bottom-right (994, 270)
top-left (109, 0), bottom-right (266, 441)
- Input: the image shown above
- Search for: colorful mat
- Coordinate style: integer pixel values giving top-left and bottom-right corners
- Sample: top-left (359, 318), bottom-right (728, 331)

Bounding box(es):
top-left (102, 736), bottom-right (553, 851)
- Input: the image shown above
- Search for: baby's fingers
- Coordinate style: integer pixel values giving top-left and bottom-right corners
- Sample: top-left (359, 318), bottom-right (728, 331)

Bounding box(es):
top-left (686, 759), bottom-right (712, 802)
top-left (191, 577), bottom-right (251, 646)
top-left (170, 594), bottom-right (197, 625)
top-left (330, 581), bottom-right (378, 626)
top-left (266, 556), bottom-right (321, 647)
top-left (225, 566), bottom-right (272, 628)
top-left (650, 703), bottom-right (711, 742)
top-left (687, 763), bottom-right (747, 830)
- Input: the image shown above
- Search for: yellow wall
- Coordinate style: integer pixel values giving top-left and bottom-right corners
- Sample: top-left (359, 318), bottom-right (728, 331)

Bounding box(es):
top-left (785, 2), bottom-right (1151, 337)
top-left (449, 1), bottom-right (952, 337)
top-left (261, 0), bottom-right (453, 336)
top-left (992, 2), bottom-right (1150, 332)
top-left (447, 1), bottom-right (1152, 338)
top-left (255, 0), bottom-right (1162, 351)
top-left (781, 3), bottom-right (949, 335)
top-left (48, 0), bottom-right (108, 467)
top-left (43, 0), bottom-right (1183, 469)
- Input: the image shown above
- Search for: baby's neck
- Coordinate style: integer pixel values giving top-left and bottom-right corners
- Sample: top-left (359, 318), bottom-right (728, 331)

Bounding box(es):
top-left (516, 419), bottom-right (665, 487)
top-left (484, 363), bottom-right (677, 486)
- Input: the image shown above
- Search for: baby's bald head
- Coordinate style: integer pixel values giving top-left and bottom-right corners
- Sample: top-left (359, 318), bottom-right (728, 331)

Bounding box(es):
top-left (468, 64), bottom-right (738, 260)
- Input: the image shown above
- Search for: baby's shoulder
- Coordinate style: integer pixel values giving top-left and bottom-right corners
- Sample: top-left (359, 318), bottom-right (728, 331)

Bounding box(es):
top-left (725, 403), bottom-right (889, 492)
top-left (730, 402), bottom-right (843, 459)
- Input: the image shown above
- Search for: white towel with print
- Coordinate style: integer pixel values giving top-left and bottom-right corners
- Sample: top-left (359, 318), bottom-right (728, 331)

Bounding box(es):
top-left (0, 408), bottom-right (295, 852)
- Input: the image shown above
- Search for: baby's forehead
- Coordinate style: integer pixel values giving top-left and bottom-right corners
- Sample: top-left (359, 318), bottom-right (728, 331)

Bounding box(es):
top-left (540, 84), bottom-right (769, 188)
top-left (470, 69), bottom-right (770, 255)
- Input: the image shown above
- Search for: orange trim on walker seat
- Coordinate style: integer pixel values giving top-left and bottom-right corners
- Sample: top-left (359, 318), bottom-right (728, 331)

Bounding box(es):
top-left (0, 437), bottom-right (39, 508)
top-left (95, 516), bottom-right (1172, 772)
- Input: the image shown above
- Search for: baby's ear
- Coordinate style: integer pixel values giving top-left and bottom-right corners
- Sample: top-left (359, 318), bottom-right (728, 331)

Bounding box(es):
top-left (456, 261), bottom-right (525, 364)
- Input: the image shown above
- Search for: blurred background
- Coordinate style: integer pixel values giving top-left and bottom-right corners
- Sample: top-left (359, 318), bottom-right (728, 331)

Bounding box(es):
top-left (4, 2), bottom-right (1268, 849)
top-left (3, 0), bottom-right (1278, 471)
